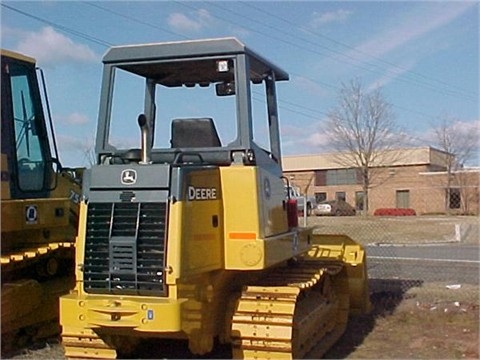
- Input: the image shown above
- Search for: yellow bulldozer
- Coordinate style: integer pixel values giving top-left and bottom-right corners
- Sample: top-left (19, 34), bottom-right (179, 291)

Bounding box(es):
top-left (1, 49), bottom-right (83, 353)
top-left (59, 38), bottom-right (370, 359)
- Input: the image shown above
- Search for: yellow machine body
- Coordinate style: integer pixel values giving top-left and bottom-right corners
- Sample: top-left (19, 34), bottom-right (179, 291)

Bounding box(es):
top-left (1, 49), bottom-right (82, 353)
top-left (61, 167), bottom-right (369, 359)
top-left (59, 38), bottom-right (370, 359)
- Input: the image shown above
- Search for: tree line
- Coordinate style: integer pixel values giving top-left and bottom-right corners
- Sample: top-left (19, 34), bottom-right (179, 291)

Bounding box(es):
top-left (323, 79), bottom-right (478, 215)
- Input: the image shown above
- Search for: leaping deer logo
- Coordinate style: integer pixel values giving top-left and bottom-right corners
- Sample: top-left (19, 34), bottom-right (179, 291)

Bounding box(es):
top-left (121, 169), bottom-right (137, 185)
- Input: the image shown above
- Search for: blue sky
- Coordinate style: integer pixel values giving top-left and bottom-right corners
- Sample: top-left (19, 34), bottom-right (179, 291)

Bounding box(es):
top-left (1, 1), bottom-right (478, 167)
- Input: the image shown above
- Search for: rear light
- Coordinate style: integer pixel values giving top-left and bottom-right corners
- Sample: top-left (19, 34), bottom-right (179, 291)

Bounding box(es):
top-left (287, 198), bottom-right (298, 228)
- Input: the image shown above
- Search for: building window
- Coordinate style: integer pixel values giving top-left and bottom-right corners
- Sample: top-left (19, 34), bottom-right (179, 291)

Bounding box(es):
top-left (396, 190), bottom-right (410, 208)
top-left (355, 191), bottom-right (364, 210)
top-left (448, 188), bottom-right (461, 209)
top-left (315, 170), bottom-right (326, 186)
top-left (336, 192), bottom-right (346, 201)
top-left (315, 192), bottom-right (327, 203)
top-left (315, 168), bottom-right (360, 186)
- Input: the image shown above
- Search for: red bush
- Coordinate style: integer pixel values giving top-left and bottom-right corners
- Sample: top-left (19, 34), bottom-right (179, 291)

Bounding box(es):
top-left (373, 208), bottom-right (416, 216)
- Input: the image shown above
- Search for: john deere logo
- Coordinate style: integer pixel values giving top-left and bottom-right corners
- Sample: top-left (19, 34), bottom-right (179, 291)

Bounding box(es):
top-left (121, 169), bottom-right (137, 185)
top-left (25, 205), bottom-right (38, 224)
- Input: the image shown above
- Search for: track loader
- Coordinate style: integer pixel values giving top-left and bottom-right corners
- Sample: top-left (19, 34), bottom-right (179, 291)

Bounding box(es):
top-left (59, 38), bottom-right (370, 359)
top-left (1, 49), bottom-right (82, 353)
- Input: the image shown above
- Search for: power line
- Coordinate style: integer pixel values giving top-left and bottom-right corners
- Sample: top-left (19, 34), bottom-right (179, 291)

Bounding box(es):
top-left (243, 1), bottom-right (474, 100)
top-left (0, 2), bottom-right (462, 126)
top-left (202, 1), bottom-right (475, 102)
top-left (252, 91), bottom-right (328, 121)
top-left (1, 3), bottom-right (113, 48)
top-left (173, 1), bottom-right (448, 121)
top-left (2, 2), bottom-right (329, 122)
top-left (84, 2), bottom-right (190, 41)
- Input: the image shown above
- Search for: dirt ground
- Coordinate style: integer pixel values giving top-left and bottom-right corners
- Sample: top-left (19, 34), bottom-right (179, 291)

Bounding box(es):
top-left (325, 281), bottom-right (479, 359)
top-left (6, 215), bottom-right (478, 359)
top-left (7, 280), bottom-right (479, 360)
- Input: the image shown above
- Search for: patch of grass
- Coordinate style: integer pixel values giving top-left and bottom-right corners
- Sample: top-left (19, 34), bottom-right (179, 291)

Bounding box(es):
top-left (308, 215), bottom-right (479, 245)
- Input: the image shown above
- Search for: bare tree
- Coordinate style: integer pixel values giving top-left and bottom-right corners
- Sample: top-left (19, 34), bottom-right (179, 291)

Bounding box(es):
top-left (432, 116), bottom-right (479, 214)
top-left (325, 79), bottom-right (403, 215)
top-left (81, 135), bottom-right (97, 167)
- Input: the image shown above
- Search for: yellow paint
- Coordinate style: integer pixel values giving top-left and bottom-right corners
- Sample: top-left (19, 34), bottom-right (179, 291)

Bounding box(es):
top-left (1, 48), bottom-right (35, 64)
top-left (60, 293), bottom-right (185, 332)
top-left (1, 154), bottom-right (10, 200)
top-left (61, 164), bottom-right (370, 358)
top-left (175, 168), bottom-right (223, 277)
top-left (309, 233), bottom-right (371, 315)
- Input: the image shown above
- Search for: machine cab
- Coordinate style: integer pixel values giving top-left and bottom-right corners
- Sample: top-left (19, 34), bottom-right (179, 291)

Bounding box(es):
top-left (93, 37), bottom-right (289, 174)
top-left (1, 50), bottom-right (57, 200)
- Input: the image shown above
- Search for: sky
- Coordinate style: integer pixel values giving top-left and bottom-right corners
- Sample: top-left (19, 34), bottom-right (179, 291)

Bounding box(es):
top-left (1, 1), bottom-right (479, 167)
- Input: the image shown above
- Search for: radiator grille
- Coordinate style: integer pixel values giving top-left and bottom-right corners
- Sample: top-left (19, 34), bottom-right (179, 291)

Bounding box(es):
top-left (83, 202), bottom-right (167, 295)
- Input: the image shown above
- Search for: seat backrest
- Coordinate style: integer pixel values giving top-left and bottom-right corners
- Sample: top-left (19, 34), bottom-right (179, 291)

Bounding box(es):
top-left (171, 118), bottom-right (221, 148)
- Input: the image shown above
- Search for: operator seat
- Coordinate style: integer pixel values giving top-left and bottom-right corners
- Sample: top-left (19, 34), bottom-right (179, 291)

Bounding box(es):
top-left (171, 118), bottom-right (221, 148)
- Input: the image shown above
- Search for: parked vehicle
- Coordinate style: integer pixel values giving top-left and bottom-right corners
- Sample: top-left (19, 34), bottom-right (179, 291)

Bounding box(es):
top-left (315, 199), bottom-right (356, 216)
top-left (285, 185), bottom-right (316, 216)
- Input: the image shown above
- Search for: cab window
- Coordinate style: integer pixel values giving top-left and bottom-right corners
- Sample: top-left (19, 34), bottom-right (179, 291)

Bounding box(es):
top-left (10, 64), bottom-right (46, 191)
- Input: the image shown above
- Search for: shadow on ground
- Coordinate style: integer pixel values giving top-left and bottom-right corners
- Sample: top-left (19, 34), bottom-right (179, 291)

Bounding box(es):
top-left (324, 278), bottom-right (424, 359)
top-left (122, 338), bottom-right (231, 359)
top-left (125, 278), bottom-right (424, 359)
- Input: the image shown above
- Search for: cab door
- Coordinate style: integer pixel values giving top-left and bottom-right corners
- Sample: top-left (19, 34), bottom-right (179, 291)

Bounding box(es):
top-left (1, 54), bottom-right (52, 199)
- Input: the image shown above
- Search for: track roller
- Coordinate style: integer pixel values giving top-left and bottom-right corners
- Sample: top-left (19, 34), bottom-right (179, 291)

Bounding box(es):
top-left (61, 327), bottom-right (117, 359)
top-left (230, 259), bottom-right (349, 359)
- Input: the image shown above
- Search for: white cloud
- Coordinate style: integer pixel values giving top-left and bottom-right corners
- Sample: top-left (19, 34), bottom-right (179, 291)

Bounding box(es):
top-left (367, 59), bottom-right (416, 90)
top-left (346, 3), bottom-right (475, 64)
top-left (57, 133), bottom-right (84, 150)
top-left (230, 26), bottom-right (251, 39)
top-left (197, 8), bottom-right (214, 24)
top-left (422, 119), bottom-right (480, 141)
top-left (1, 25), bottom-right (23, 39)
top-left (309, 9), bottom-right (353, 28)
top-left (293, 75), bottom-right (329, 97)
top-left (416, 119), bottom-right (480, 165)
top-left (167, 9), bottom-right (214, 33)
top-left (168, 13), bottom-right (202, 32)
top-left (12, 26), bottom-right (98, 66)
top-left (56, 112), bottom-right (90, 126)
top-left (280, 124), bottom-right (307, 138)
top-left (281, 122), bottom-right (334, 155)
top-left (56, 133), bottom-right (95, 167)
top-left (304, 131), bottom-right (332, 150)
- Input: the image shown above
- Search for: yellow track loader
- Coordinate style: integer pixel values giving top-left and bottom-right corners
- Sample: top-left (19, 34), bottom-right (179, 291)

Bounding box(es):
top-left (59, 38), bottom-right (370, 359)
top-left (1, 49), bottom-right (82, 353)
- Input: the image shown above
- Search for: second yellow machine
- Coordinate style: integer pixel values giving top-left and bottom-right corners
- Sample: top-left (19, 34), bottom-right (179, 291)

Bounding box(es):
top-left (1, 49), bottom-right (82, 353)
top-left (60, 38), bottom-right (370, 359)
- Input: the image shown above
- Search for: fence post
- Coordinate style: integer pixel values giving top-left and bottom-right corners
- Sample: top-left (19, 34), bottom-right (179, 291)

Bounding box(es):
top-left (454, 224), bottom-right (461, 242)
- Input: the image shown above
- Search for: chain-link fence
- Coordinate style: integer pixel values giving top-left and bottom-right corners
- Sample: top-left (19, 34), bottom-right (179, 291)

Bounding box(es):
top-left (413, 185), bottom-right (480, 216)
top-left (305, 213), bottom-right (479, 303)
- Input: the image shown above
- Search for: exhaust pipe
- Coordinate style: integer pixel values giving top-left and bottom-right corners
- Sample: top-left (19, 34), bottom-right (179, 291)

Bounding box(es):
top-left (137, 114), bottom-right (151, 164)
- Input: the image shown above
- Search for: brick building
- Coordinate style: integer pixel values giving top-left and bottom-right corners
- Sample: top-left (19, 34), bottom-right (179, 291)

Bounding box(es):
top-left (282, 146), bottom-right (479, 215)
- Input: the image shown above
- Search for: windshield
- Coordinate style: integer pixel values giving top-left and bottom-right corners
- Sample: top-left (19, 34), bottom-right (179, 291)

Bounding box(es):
top-left (107, 57), bottom-right (271, 153)
top-left (9, 62), bottom-right (47, 192)
top-left (109, 67), bottom-right (238, 149)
